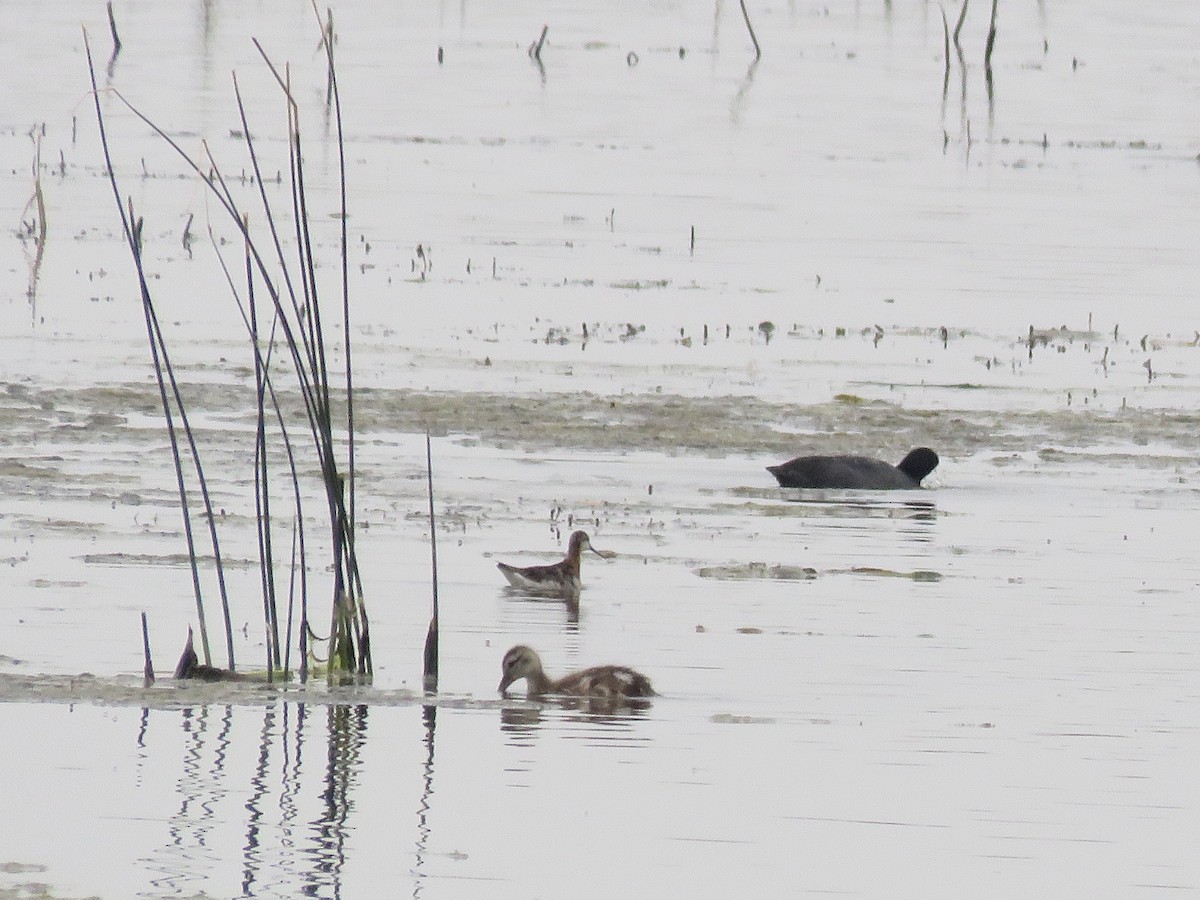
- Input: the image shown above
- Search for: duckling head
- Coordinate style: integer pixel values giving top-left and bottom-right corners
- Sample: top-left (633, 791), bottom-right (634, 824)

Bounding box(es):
top-left (498, 644), bottom-right (542, 694)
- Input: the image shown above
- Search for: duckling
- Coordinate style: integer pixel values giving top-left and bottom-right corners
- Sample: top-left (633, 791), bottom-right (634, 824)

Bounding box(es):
top-left (496, 530), bottom-right (613, 596)
top-left (498, 644), bottom-right (655, 699)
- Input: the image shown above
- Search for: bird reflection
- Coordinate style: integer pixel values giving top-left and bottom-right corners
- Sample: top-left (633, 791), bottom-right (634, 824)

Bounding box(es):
top-left (500, 704), bottom-right (544, 741)
top-left (778, 495), bottom-right (938, 528)
top-left (499, 696), bottom-right (653, 747)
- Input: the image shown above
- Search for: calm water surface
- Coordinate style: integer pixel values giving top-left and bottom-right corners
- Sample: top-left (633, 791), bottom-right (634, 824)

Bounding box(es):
top-left (1, 0), bottom-right (1198, 897)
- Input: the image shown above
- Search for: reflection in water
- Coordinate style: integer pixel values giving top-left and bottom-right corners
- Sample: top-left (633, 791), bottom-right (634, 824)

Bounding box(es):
top-left (500, 704), bottom-right (544, 743)
top-left (778, 494), bottom-right (936, 522)
top-left (241, 704), bottom-right (277, 897)
top-left (279, 703), bottom-right (306, 892)
top-left (139, 701), bottom-right (370, 899)
top-left (498, 588), bottom-right (584, 640)
top-left (729, 59), bottom-right (760, 125)
top-left (499, 698), bottom-right (654, 746)
top-left (782, 496), bottom-right (938, 552)
top-left (528, 24), bottom-right (548, 86)
top-left (711, 0), bottom-right (723, 59)
top-left (145, 705), bottom-right (236, 896)
top-left (501, 587), bottom-right (581, 629)
top-left (411, 704), bottom-right (437, 900)
top-left (309, 704), bottom-right (369, 898)
top-left (556, 696), bottom-right (654, 724)
top-left (747, 489), bottom-right (938, 539)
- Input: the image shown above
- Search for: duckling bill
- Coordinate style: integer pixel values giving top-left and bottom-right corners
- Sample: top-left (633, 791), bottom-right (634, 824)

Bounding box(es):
top-left (767, 447), bottom-right (939, 490)
top-left (496, 529), bottom-right (613, 596)
top-left (498, 644), bottom-right (655, 699)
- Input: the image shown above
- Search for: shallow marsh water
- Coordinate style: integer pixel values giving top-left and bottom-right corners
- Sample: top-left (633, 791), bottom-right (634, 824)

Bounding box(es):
top-left (1, 0), bottom-right (1199, 897)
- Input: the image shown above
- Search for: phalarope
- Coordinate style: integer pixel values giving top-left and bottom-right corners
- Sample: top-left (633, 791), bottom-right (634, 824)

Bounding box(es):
top-left (496, 529), bottom-right (613, 596)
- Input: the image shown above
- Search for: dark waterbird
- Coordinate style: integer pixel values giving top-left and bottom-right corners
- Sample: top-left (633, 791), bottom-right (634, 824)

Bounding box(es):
top-left (767, 447), bottom-right (939, 490)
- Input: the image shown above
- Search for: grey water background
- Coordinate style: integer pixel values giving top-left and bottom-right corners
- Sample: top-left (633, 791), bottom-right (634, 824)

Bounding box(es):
top-left (1, 1), bottom-right (1198, 897)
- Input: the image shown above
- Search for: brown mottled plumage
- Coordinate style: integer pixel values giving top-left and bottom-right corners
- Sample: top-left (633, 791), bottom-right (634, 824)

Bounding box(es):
top-left (498, 645), bottom-right (656, 700)
top-left (496, 530), bottom-right (612, 596)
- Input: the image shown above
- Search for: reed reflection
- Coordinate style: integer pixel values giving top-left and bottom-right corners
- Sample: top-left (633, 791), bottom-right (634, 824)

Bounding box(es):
top-left (308, 704), bottom-right (370, 898)
top-left (241, 703), bottom-right (277, 897)
top-left (730, 58), bottom-right (760, 125)
top-left (145, 704), bottom-right (235, 896)
top-left (140, 700), bottom-right (370, 899)
top-left (411, 704), bottom-right (437, 900)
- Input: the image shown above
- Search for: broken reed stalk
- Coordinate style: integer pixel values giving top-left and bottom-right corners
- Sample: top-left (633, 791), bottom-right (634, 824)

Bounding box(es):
top-left (739, 0), bottom-right (762, 61)
top-left (953, 0), bottom-right (969, 52)
top-left (141, 611), bottom-right (154, 686)
top-left (86, 31), bottom-right (236, 672)
top-left (423, 432), bottom-right (440, 693)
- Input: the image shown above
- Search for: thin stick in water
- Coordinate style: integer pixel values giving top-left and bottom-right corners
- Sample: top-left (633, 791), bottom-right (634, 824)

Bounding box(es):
top-left (739, 0), bottom-right (761, 61)
top-left (423, 432), bottom-right (440, 692)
